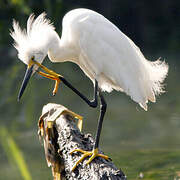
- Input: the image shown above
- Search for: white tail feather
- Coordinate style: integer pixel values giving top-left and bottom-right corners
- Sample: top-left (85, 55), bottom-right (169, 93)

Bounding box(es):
top-left (147, 59), bottom-right (169, 95)
top-left (138, 58), bottom-right (168, 109)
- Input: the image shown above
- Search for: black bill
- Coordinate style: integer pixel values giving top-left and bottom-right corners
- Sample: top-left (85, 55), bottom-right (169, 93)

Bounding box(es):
top-left (18, 65), bottom-right (34, 101)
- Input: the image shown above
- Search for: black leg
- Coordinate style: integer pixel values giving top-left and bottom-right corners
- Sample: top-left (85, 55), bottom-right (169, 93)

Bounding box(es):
top-left (59, 76), bottom-right (98, 108)
top-left (65, 80), bottom-right (109, 170)
top-left (59, 76), bottom-right (106, 149)
top-left (94, 90), bottom-right (107, 149)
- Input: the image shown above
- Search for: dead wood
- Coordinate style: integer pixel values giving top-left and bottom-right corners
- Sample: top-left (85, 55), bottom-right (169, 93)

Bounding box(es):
top-left (38, 103), bottom-right (126, 180)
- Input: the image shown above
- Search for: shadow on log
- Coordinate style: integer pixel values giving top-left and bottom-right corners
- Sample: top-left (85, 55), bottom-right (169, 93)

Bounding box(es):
top-left (38, 103), bottom-right (127, 180)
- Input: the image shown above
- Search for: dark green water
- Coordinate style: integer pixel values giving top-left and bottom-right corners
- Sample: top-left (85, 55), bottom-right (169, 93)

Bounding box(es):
top-left (0, 55), bottom-right (179, 179)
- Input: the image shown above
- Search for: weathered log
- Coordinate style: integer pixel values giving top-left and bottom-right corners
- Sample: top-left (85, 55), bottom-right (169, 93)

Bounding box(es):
top-left (38, 103), bottom-right (126, 180)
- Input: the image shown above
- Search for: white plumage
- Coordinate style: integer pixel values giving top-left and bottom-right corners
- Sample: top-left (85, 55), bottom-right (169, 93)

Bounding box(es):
top-left (11, 8), bottom-right (168, 110)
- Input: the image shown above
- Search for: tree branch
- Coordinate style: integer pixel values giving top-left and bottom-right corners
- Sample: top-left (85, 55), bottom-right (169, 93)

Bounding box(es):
top-left (38, 103), bottom-right (126, 180)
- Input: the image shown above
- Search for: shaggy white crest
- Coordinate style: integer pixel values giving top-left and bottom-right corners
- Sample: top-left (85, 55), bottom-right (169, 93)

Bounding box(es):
top-left (10, 13), bottom-right (55, 65)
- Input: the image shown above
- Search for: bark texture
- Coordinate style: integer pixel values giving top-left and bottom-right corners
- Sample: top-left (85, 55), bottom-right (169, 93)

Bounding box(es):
top-left (38, 103), bottom-right (126, 180)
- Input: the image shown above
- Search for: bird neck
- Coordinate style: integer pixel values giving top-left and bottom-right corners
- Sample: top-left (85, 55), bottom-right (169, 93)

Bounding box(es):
top-left (47, 32), bottom-right (77, 62)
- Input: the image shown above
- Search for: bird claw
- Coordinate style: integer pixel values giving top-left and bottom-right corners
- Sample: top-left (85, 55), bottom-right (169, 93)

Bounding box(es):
top-left (70, 148), bottom-right (109, 171)
top-left (52, 78), bottom-right (61, 96)
top-left (33, 59), bottom-right (63, 78)
top-left (34, 60), bottom-right (63, 96)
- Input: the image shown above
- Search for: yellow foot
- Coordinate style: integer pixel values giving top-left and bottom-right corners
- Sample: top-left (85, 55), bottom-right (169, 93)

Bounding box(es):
top-left (33, 60), bottom-right (63, 96)
top-left (70, 148), bottom-right (109, 171)
top-left (37, 70), bottom-right (61, 96)
top-left (33, 59), bottom-right (63, 79)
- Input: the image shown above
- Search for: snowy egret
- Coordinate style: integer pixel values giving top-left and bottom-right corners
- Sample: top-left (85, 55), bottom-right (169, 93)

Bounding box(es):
top-left (11, 8), bottom-right (168, 170)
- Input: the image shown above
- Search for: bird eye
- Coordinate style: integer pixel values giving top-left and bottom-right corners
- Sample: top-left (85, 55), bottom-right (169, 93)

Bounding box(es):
top-left (31, 56), bottom-right (35, 61)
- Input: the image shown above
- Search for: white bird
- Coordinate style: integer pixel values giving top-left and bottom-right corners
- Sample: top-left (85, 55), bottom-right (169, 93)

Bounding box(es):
top-left (11, 8), bottom-right (168, 170)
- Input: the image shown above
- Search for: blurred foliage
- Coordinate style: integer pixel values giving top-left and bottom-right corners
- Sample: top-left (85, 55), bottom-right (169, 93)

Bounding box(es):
top-left (0, 1), bottom-right (180, 179)
top-left (0, 126), bottom-right (32, 180)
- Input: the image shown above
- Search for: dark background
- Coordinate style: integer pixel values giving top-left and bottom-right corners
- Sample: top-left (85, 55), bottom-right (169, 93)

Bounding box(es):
top-left (0, 1), bottom-right (180, 179)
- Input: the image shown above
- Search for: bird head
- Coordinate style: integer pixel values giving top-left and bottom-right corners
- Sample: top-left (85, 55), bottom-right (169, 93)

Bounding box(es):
top-left (10, 13), bottom-right (55, 100)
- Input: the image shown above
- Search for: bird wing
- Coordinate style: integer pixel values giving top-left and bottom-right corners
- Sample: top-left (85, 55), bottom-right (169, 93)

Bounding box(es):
top-left (76, 14), bottom-right (149, 107)
top-left (64, 9), bottom-right (168, 110)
